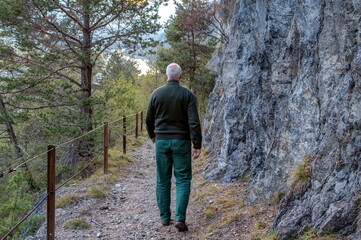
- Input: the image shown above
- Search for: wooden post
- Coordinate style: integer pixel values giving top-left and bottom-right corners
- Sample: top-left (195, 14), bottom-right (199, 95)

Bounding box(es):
top-left (140, 111), bottom-right (143, 131)
top-left (135, 112), bottom-right (138, 138)
top-left (47, 145), bottom-right (56, 240)
top-left (104, 122), bottom-right (109, 174)
top-left (123, 116), bottom-right (126, 154)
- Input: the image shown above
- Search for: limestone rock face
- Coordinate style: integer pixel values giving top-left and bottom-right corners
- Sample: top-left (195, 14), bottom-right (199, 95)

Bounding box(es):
top-left (203, 0), bottom-right (361, 238)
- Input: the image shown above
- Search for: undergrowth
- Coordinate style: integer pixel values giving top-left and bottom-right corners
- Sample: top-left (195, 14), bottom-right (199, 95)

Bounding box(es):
top-left (298, 225), bottom-right (344, 240)
top-left (288, 155), bottom-right (313, 196)
top-left (192, 149), bottom-right (276, 240)
top-left (0, 133), bottom-right (141, 239)
top-left (63, 218), bottom-right (90, 230)
top-left (56, 194), bottom-right (81, 209)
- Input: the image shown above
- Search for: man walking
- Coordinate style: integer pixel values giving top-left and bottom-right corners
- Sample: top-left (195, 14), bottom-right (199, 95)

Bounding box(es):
top-left (146, 63), bottom-right (202, 231)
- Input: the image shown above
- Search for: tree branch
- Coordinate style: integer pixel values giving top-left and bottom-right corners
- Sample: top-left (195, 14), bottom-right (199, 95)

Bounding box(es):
top-left (50, 0), bottom-right (85, 29)
top-left (28, 32), bottom-right (78, 59)
top-left (0, 75), bottom-right (54, 95)
top-left (34, 3), bottom-right (83, 45)
top-left (5, 102), bottom-right (78, 110)
top-left (90, 1), bottom-right (125, 31)
top-left (92, 38), bottom-right (118, 65)
top-left (0, 56), bottom-right (81, 87)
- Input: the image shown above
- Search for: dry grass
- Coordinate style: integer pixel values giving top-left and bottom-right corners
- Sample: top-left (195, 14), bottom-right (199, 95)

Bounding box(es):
top-left (85, 185), bottom-right (108, 199)
top-left (291, 162), bottom-right (311, 185)
top-left (201, 223), bottom-right (218, 240)
top-left (190, 152), bottom-right (276, 240)
top-left (273, 192), bottom-right (285, 205)
top-left (197, 179), bottom-right (210, 188)
top-left (63, 218), bottom-right (90, 230)
top-left (214, 198), bottom-right (237, 208)
top-left (79, 209), bottom-right (92, 216)
top-left (85, 150), bottom-right (132, 185)
top-left (56, 194), bottom-right (81, 209)
top-left (255, 221), bottom-right (267, 230)
top-left (289, 156), bottom-right (312, 196)
top-left (204, 206), bottom-right (218, 219)
top-left (126, 136), bottom-right (145, 152)
top-left (357, 195), bottom-right (361, 230)
top-left (295, 224), bottom-right (350, 240)
top-left (249, 232), bottom-right (278, 240)
top-left (220, 211), bottom-right (242, 225)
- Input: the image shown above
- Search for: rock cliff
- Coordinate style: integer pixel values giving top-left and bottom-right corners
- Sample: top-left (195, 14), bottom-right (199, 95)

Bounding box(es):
top-left (203, 0), bottom-right (361, 239)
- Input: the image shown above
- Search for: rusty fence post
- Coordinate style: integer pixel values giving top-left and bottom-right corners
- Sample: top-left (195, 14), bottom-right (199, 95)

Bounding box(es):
top-left (47, 145), bottom-right (56, 240)
top-left (104, 122), bottom-right (109, 174)
top-left (135, 112), bottom-right (138, 138)
top-left (123, 116), bottom-right (126, 154)
top-left (140, 111), bottom-right (143, 132)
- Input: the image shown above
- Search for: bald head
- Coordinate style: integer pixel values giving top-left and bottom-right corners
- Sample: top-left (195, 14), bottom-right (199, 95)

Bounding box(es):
top-left (166, 63), bottom-right (182, 81)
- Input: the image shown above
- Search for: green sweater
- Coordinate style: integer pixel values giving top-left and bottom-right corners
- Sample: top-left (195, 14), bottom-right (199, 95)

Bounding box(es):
top-left (146, 80), bottom-right (202, 149)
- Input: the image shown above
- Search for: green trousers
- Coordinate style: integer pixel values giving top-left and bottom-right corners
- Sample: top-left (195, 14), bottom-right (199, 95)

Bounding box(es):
top-left (155, 139), bottom-right (192, 222)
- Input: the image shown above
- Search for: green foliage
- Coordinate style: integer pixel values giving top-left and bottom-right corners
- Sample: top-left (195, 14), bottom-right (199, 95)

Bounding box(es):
top-left (0, 171), bottom-right (35, 239)
top-left (0, 1), bottom-right (174, 238)
top-left (156, 0), bottom-right (217, 118)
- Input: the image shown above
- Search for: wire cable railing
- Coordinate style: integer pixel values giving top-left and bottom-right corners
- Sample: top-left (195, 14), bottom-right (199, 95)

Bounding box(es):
top-left (0, 110), bottom-right (146, 178)
top-left (0, 192), bottom-right (51, 240)
top-left (0, 109), bottom-right (147, 240)
top-left (55, 153), bottom-right (101, 192)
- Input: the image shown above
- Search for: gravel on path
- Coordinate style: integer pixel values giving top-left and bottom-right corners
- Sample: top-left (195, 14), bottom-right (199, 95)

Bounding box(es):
top-left (31, 138), bottom-right (203, 240)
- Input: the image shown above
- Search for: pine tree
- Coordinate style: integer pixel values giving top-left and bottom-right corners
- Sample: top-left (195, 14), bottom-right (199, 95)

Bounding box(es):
top-left (0, 0), bottom-right (165, 160)
top-left (155, 0), bottom-right (219, 115)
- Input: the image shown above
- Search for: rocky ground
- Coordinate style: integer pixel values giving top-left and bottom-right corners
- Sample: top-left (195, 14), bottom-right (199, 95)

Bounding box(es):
top-left (26, 137), bottom-right (350, 240)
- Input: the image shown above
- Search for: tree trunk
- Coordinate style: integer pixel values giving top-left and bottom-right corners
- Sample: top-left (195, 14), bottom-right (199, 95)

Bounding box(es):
top-left (78, 2), bottom-right (93, 159)
top-left (0, 96), bottom-right (22, 159)
top-left (190, 28), bottom-right (197, 93)
top-left (0, 95), bottom-right (37, 190)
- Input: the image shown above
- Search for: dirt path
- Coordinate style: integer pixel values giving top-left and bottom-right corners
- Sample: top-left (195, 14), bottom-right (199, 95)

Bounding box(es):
top-left (31, 138), bottom-right (204, 240)
top-left (27, 137), bottom-right (350, 240)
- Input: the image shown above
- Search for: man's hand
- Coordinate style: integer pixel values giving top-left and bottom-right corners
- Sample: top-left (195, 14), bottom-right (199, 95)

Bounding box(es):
top-left (151, 137), bottom-right (156, 143)
top-left (192, 149), bottom-right (201, 159)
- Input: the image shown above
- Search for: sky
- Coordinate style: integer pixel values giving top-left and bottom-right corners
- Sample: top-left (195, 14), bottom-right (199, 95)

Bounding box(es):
top-left (135, 1), bottom-right (177, 75)
top-left (159, 1), bottom-right (177, 24)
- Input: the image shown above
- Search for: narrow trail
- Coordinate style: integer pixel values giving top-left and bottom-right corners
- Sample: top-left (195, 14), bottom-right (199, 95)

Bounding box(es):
top-left (32, 138), bottom-right (203, 240)
top-left (29, 137), bottom-right (284, 240)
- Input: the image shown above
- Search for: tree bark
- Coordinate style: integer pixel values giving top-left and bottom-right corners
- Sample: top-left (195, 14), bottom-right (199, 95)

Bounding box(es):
top-left (78, 1), bottom-right (94, 159)
top-left (0, 95), bottom-right (37, 189)
top-left (0, 95), bottom-right (22, 159)
top-left (189, 28), bottom-right (197, 93)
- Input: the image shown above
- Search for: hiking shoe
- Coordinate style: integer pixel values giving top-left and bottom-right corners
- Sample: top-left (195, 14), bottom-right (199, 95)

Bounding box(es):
top-left (161, 220), bottom-right (171, 226)
top-left (175, 220), bottom-right (188, 232)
